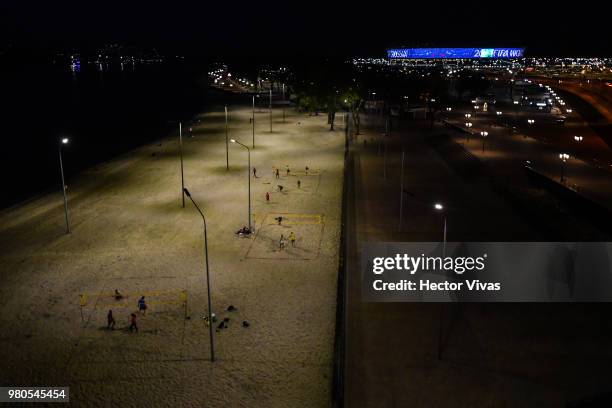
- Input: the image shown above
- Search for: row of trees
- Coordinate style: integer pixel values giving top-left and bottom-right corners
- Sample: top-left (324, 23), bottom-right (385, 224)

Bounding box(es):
top-left (290, 58), bottom-right (365, 133)
top-left (285, 60), bottom-right (492, 134)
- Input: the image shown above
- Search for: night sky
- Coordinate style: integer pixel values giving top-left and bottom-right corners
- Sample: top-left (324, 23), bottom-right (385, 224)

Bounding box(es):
top-left (1, 0), bottom-right (611, 58)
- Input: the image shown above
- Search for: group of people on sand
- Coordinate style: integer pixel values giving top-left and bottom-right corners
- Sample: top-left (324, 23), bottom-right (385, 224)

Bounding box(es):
top-left (264, 165), bottom-right (310, 201)
top-left (106, 291), bottom-right (148, 334)
top-left (238, 164), bottom-right (308, 251)
top-left (279, 231), bottom-right (297, 251)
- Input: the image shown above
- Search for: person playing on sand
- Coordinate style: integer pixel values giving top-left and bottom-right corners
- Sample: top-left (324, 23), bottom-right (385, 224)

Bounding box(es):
top-left (138, 296), bottom-right (147, 315)
top-left (286, 166), bottom-right (290, 176)
top-left (107, 310), bottom-right (116, 330)
top-left (279, 235), bottom-right (286, 251)
top-left (275, 168), bottom-right (280, 179)
top-left (289, 232), bottom-right (296, 247)
top-left (297, 180), bottom-right (301, 189)
top-left (129, 313), bottom-right (138, 333)
top-left (253, 167), bottom-right (257, 178)
top-left (276, 216), bottom-right (283, 225)
top-left (305, 166), bottom-right (309, 175)
top-left (114, 289), bottom-right (123, 300)
top-left (266, 192), bottom-right (270, 202)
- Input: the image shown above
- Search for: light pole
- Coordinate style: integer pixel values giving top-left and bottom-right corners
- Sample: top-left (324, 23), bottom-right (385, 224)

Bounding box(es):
top-left (495, 110), bottom-right (503, 126)
top-left (434, 203), bottom-right (446, 257)
top-left (231, 139), bottom-right (252, 230)
top-left (559, 153), bottom-right (569, 183)
top-left (480, 131), bottom-right (488, 153)
top-left (383, 136), bottom-right (388, 180)
top-left (269, 89), bottom-right (273, 133)
top-left (252, 96), bottom-right (255, 148)
top-left (399, 149), bottom-right (405, 230)
top-left (183, 188), bottom-right (215, 362)
top-left (225, 106), bottom-right (229, 171)
top-left (179, 122), bottom-right (185, 208)
top-left (58, 137), bottom-right (70, 234)
top-left (282, 83), bottom-right (286, 123)
top-left (465, 122), bottom-right (473, 142)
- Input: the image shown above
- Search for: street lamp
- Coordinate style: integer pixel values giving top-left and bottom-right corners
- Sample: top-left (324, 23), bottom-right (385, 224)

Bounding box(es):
top-left (282, 83), bottom-right (286, 123)
top-left (252, 96), bottom-right (255, 148)
top-left (559, 153), bottom-right (569, 183)
top-left (434, 203), bottom-right (446, 257)
top-left (465, 122), bottom-right (473, 142)
top-left (58, 137), bottom-right (70, 234)
top-left (269, 89), bottom-right (273, 133)
top-left (399, 149), bottom-right (405, 231)
top-left (179, 123), bottom-right (185, 207)
top-left (225, 107), bottom-right (229, 171)
top-left (183, 187), bottom-right (215, 362)
top-left (480, 131), bottom-right (488, 153)
top-left (230, 139), bottom-right (252, 230)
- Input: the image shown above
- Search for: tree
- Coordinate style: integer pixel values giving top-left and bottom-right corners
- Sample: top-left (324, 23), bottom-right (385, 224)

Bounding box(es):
top-left (291, 58), bottom-right (365, 132)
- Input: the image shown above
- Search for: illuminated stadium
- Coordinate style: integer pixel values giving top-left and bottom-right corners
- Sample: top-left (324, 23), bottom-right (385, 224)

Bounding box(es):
top-left (387, 48), bottom-right (525, 59)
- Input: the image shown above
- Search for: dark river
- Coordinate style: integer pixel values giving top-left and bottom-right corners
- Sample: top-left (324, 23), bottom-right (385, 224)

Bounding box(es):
top-left (0, 57), bottom-right (217, 208)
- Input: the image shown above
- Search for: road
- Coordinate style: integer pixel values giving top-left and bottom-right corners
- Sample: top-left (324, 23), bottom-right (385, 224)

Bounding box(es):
top-left (344, 113), bottom-right (612, 407)
top-left (535, 77), bottom-right (612, 123)
top-left (445, 106), bottom-right (612, 212)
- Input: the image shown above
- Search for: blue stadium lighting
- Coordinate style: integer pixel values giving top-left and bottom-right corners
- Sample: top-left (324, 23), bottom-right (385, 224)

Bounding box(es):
top-left (387, 48), bottom-right (524, 59)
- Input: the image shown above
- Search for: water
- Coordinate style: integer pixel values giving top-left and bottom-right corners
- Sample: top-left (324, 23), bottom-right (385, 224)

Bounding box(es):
top-left (0, 58), bottom-right (212, 208)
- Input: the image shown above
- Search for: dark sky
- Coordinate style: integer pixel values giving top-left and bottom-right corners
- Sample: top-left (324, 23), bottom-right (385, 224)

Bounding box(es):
top-left (2, 0), bottom-right (611, 58)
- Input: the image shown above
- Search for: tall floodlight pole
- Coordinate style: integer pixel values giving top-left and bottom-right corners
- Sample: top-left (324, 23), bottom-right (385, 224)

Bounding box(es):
top-left (179, 122), bottom-right (185, 208)
top-left (383, 138), bottom-right (387, 180)
top-left (58, 138), bottom-right (70, 234)
top-left (230, 140), bottom-right (252, 230)
top-left (434, 203), bottom-right (446, 257)
top-left (252, 96), bottom-right (255, 148)
top-left (443, 216), bottom-right (447, 257)
top-left (559, 153), bottom-right (569, 183)
top-left (282, 83), bottom-right (286, 123)
top-left (183, 188), bottom-right (215, 362)
top-left (225, 106), bottom-right (229, 170)
top-left (269, 89), bottom-right (273, 133)
top-left (399, 149), bottom-right (405, 231)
